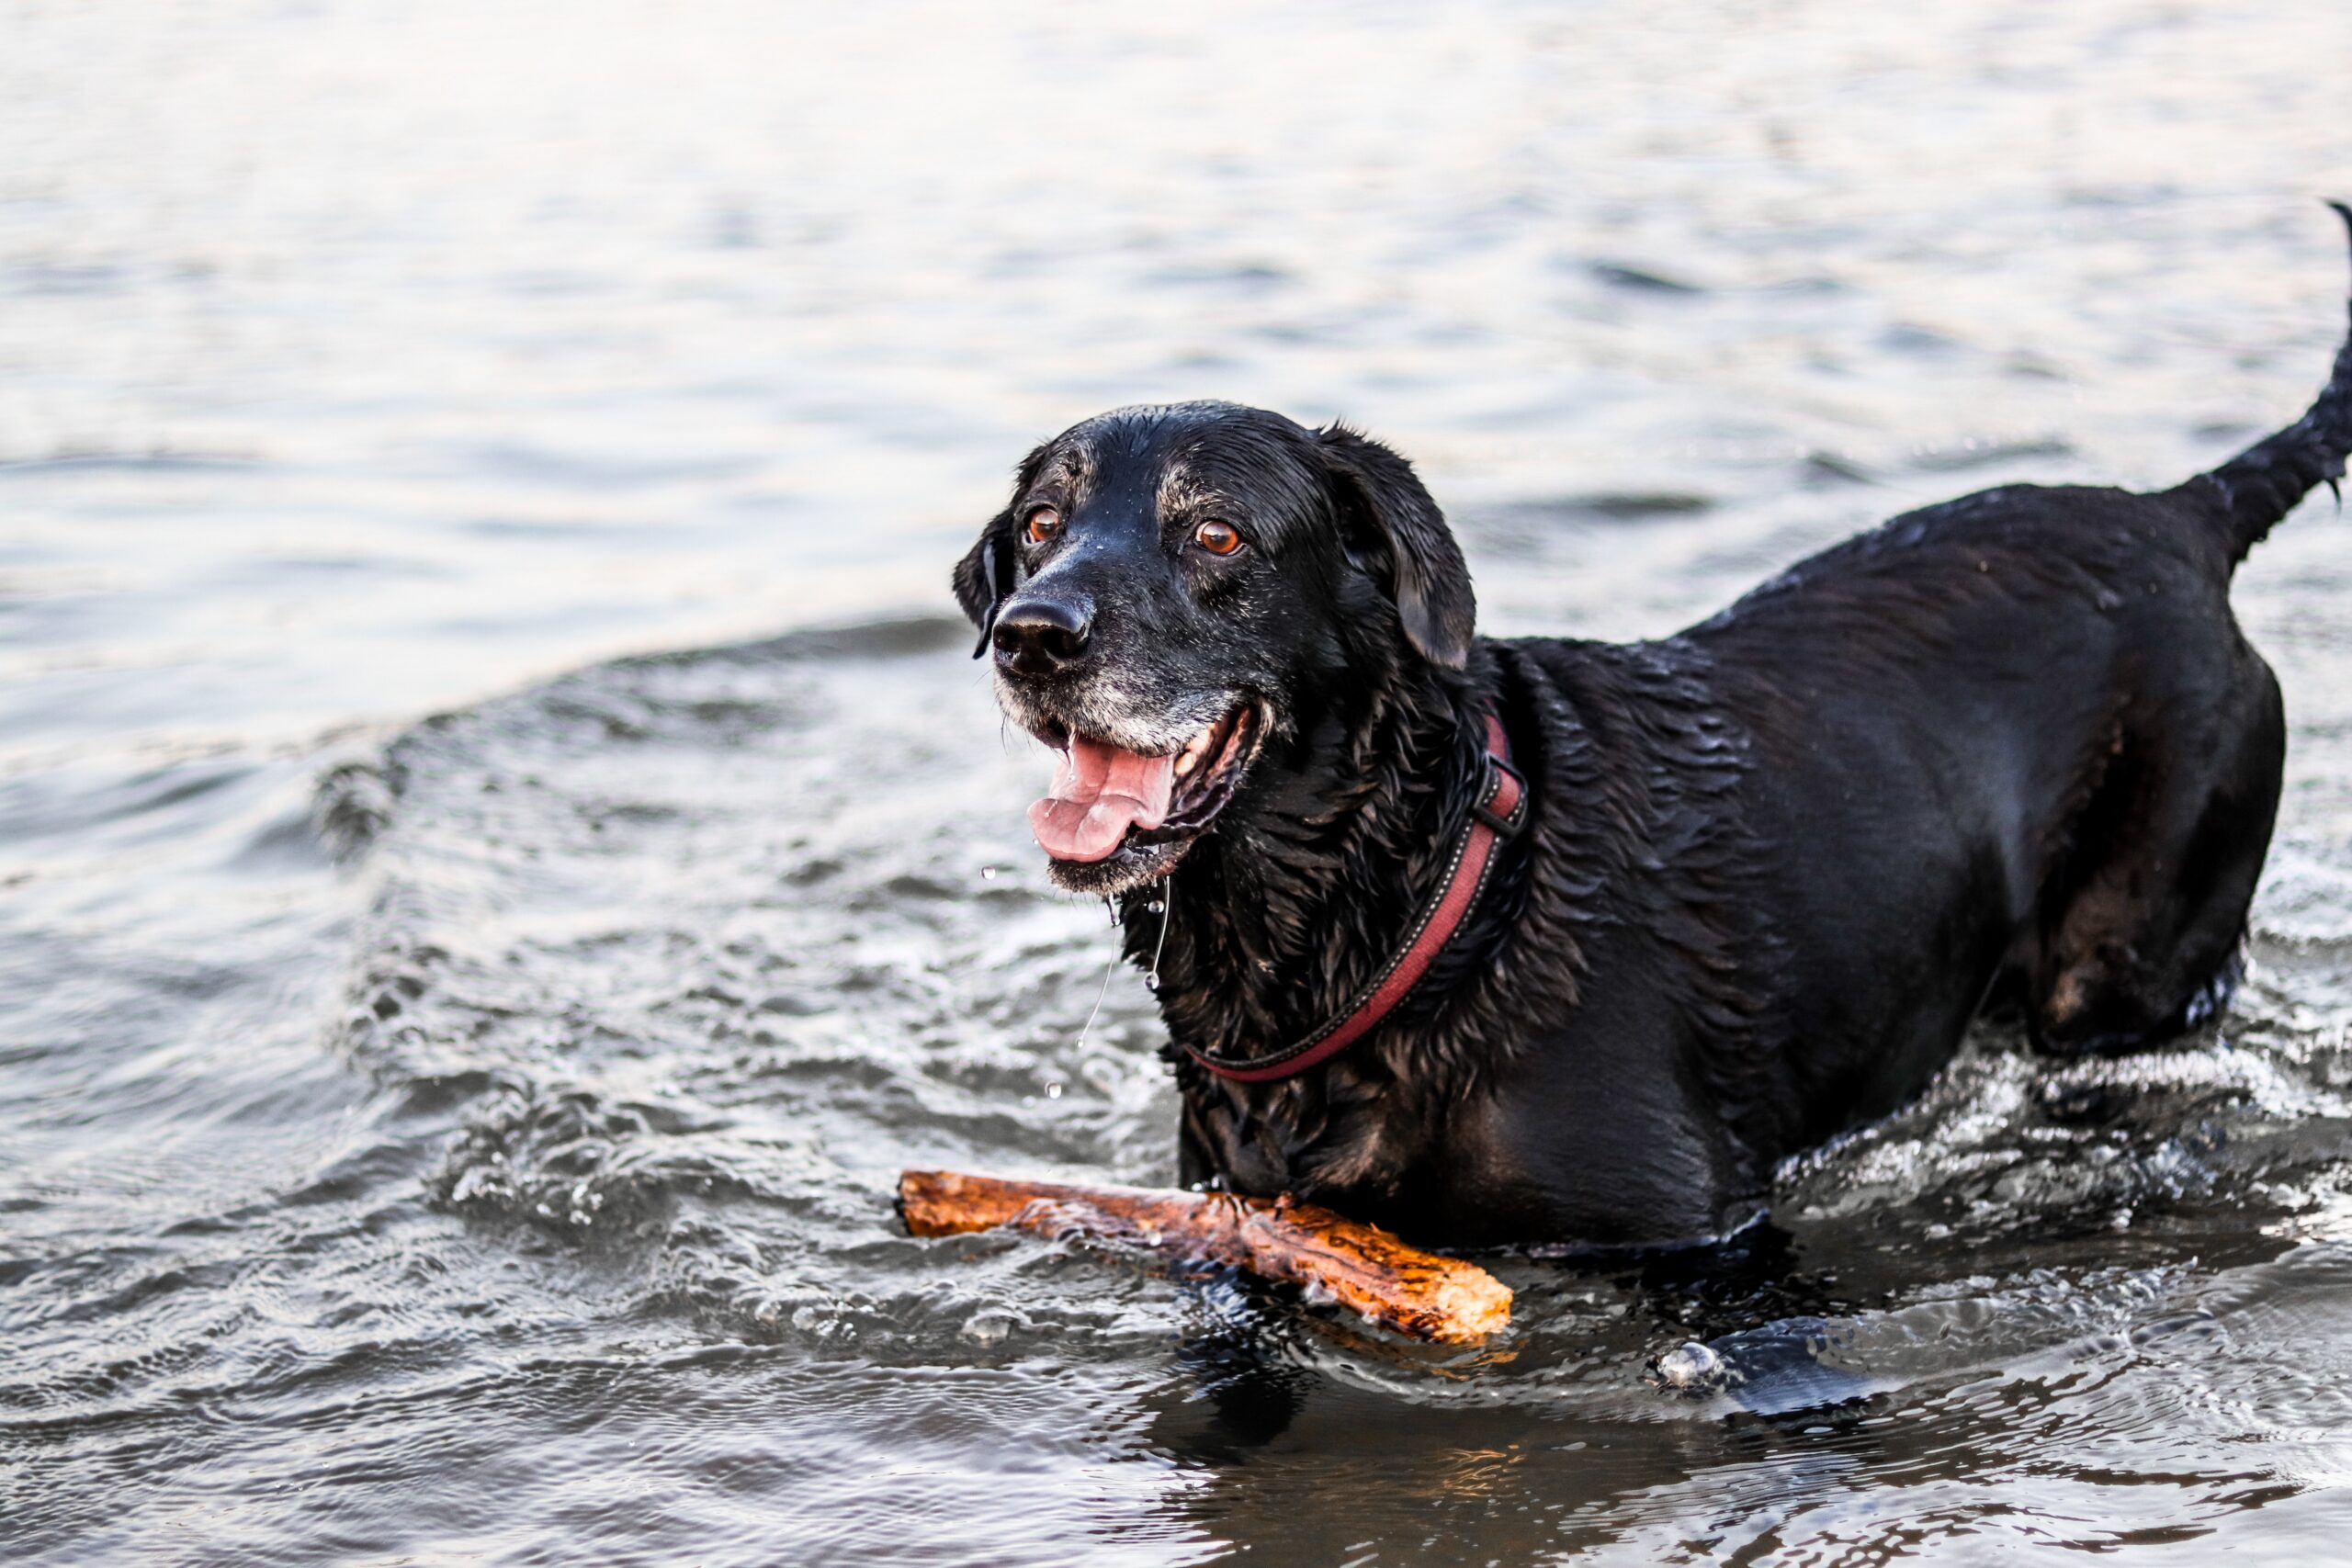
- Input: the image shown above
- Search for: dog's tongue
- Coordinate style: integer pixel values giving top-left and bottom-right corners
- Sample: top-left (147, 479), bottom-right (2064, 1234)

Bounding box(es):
top-left (1028, 737), bottom-right (1176, 863)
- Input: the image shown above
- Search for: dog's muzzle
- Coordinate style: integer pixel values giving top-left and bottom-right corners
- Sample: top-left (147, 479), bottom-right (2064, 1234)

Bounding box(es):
top-left (1026, 703), bottom-right (1257, 865)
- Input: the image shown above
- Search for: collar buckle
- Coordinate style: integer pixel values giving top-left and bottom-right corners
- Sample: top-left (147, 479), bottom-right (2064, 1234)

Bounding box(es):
top-left (1472, 754), bottom-right (1529, 839)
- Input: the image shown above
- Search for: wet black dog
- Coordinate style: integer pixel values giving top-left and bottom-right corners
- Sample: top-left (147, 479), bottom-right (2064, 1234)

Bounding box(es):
top-left (954, 210), bottom-right (2352, 1249)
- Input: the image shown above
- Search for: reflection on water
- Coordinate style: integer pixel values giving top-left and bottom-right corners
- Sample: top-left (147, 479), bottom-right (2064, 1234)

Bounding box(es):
top-left (8, 1), bottom-right (2352, 1562)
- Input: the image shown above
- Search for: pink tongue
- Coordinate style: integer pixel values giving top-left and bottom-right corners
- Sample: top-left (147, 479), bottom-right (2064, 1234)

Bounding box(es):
top-left (1028, 737), bottom-right (1177, 863)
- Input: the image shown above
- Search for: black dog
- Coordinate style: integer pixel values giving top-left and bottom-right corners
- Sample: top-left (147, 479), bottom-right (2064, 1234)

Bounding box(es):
top-left (953, 210), bottom-right (2352, 1250)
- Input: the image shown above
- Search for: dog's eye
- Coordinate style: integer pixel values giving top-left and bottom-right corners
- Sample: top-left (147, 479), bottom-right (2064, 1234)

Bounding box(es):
top-left (1194, 520), bottom-right (1244, 556)
top-left (1024, 506), bottom-right (1062, 545)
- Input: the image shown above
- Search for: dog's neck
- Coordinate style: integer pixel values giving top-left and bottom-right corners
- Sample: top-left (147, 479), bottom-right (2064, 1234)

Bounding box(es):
top-left (1122, 651), bottom-right (1497, 1074)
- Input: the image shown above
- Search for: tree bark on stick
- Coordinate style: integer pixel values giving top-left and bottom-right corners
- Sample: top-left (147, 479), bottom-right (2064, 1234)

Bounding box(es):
top-left (898, 1168), bottom-right (1512, 1343)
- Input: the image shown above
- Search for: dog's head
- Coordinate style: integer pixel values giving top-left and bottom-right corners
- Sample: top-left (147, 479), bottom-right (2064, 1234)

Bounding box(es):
top-left (954, 400), bottom-right (1476, 895)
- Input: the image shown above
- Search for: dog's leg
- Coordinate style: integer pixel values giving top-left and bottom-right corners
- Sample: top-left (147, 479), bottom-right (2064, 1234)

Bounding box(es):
top-left (2030, 665), bottom-right (2285, 1057)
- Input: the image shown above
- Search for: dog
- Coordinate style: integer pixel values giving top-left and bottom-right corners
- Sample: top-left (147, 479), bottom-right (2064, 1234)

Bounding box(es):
top-left (952, 209), bottom-right (2352, 1250)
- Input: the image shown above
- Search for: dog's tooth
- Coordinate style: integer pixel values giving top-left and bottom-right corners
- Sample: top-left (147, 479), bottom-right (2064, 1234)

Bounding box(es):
top-left (1175, 750), bottom-right (1197, 777)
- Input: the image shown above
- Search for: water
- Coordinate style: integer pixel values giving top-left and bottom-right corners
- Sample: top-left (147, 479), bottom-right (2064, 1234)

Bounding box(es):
top-left (10, 1), bottom-right (2352, 1560)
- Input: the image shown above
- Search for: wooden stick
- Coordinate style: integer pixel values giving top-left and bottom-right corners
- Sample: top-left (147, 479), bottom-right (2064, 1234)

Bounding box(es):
top-left (898, 1168), bottom-right (1512, 1343)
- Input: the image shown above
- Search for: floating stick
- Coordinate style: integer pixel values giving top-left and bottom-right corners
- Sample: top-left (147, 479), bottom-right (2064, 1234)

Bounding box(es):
top-left (899, 1168), bottom-right (1512, 1343)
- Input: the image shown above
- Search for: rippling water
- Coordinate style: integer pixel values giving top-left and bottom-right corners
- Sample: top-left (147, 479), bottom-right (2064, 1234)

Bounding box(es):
top-left (12, 1), bottom-right (2352, 1561)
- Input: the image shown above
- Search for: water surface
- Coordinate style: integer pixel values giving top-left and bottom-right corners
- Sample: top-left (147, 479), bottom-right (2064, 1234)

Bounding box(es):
top-left (10, 1), bottom-right (2352, 1561)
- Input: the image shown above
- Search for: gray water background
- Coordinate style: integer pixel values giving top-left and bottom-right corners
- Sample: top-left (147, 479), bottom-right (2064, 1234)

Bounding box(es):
top-left (12, 1), bottom-right (2352, 1561)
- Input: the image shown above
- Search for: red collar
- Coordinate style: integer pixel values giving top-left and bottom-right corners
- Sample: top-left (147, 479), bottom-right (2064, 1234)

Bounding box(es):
top-left (1182, 711), bottom-right (1527, 1084)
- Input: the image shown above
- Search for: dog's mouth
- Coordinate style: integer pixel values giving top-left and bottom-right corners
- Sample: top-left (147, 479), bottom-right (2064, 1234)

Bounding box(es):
top-left (1026, 704), bottom-right (1258, 865)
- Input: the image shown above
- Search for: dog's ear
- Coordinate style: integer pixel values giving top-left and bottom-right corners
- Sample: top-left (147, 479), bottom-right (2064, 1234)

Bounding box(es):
top-left (952, 443), bottom-right (1049, 659)
top-left (951, 510), bottom-right (1014, 659)
top-left (1316, 423), bottom-right (1476, 670)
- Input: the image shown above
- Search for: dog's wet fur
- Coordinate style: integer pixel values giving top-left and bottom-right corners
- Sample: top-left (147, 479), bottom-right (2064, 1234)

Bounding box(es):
top-left (954, 210), bottom-right (2352, 1250)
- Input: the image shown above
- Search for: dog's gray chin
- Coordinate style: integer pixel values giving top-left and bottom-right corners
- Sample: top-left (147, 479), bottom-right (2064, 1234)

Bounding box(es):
top-left (1045, 835), bottom-right (1194, 896)
top-left (1011, 692), bottom-right (1271, 896)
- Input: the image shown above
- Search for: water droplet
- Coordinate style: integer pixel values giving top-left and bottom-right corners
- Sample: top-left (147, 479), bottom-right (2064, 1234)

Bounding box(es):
top-left (980, 865), bottom-right (998, 880)
top-left (1651, 1341), bottom-right (1723, 1391)
top-left (1046, 1082), bottom-right (1063, 1099)
top-left (1146, 899), bottom-right (1165, 914)
top-left (1144, 975), bottom-right (1160, 992)
top-left (961, 1307), bottom-right (1019, 1344)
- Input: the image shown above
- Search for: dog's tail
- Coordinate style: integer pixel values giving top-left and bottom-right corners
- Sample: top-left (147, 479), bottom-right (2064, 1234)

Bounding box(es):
top-left (2184, 201), bottom-right (2352, 565)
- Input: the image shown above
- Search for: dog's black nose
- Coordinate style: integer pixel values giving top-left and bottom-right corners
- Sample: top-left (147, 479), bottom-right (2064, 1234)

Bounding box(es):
top-left (992, 597), bottom-right (1091, 677)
